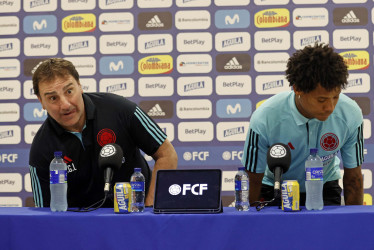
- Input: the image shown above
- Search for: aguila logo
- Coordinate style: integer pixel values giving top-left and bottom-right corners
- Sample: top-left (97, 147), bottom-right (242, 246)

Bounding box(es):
top-left (97, 128), bottom-right (116, 146)
top-left (320, 133), bottom-right (339, 151)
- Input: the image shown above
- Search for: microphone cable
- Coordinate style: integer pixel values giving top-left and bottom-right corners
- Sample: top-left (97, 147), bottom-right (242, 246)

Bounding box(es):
top-left (67, 192), bottom-right (110, 212)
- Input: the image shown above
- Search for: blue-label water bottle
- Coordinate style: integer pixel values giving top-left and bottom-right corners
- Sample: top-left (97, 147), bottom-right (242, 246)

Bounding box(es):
top-left (235, 167), bottom-right (249, 211)
top-left (50, 151), bottom-right (68, 212)
top-left (305, 148), bottom-right (324, 210)
top-left (130, 168), bottom-right (145, 212)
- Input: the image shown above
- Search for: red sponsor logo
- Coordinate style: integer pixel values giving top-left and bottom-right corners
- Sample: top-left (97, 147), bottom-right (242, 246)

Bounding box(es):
top-left (320, 133), bottom-right (339, 151)
top-left (97, 128), bottom-right (116, 146)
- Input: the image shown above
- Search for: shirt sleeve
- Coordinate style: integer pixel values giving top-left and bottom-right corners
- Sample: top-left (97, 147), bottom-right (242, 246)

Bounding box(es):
top-left (340, 122), bottom-right (364, 168)
top-left (130, 106), bottom-right (167, 156)
top-left (29, 165), bottom-right (49, 207)
top-left (241, 111), bottom-right (269, 173)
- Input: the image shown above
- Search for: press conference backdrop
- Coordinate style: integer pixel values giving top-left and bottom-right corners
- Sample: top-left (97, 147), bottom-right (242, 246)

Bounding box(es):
top-left (0, 0), bottom-right (373, 207)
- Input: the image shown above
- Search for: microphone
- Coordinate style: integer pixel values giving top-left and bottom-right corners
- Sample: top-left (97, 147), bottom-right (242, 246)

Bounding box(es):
top-left (98, 143), bottom-right (123, 193)
top-left (267, 143), bottom-right (291, 199)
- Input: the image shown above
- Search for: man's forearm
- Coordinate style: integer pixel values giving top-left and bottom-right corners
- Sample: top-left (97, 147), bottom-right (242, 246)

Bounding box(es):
top-left (248, 171), bottom-right (264, 205)
top-left (343, 167), bottom-right (364, 205)
top-left (145, 157), bottom-right (177, 206)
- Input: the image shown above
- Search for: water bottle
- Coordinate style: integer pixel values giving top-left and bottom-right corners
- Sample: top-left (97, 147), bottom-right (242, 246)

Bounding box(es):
top-left (305, 148), bottom-right (324, 210)
top-left (130, 168), bottom-right (145, 212)
top-left (235, 167), bottom-right (249, 211)
top-left (50, 151), bottom-right (68, 212)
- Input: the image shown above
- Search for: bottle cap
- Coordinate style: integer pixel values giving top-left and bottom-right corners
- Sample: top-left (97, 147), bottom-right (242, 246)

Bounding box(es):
top-left (134, 168), bottom-right (141, 172)
top-left (310, 148), bottom-right (318, 154)
top-left (238, 167), bottom-right (245, 171)
top-left (54, 151), bottom-right (62, 157)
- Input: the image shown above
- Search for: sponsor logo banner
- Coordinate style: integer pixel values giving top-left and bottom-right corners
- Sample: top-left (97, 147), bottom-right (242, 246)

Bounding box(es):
top-left (99, 12), bottom-right (134, 32)
top-left (293, 30), bottom-right (329, 50)
top-left (216, 99), bottom-right (252, 118)
top-left (177, 76), bottom-right (213, 96)
top-left (176, 0), bottom-right (210, 7)
top-left (0, 197), bottom-right (22, 207)
top-left (340, 51), bottom-right (369, 70)
top-left (293, 8), bottom-right (329, 27)
top-left (138, 77), bottom-right (174, 97)
top-left (255, 75), bottom-right (291, 94)
top-left (176, 99), bottom-right (212, 119)
top-left (99, 78), bottom-right (135, 97)
top-left (139, 100), bottom-right (174, 119)
top-left (65, 56), bottom-right (96, 76)
top-left (333, 7), bottom-right (368, 26)
top-left (61, 0), bottom-right (96, 10)
top-left (62, 13), bottom-right (96, 33)
top-left (178, 122), bottom-right (213, 142)
top-left (23, 80), bottom-right (37, 99)
top-left (99, 56), bottom-right (134, 75)
top-left (137, 0), bottom-right (172, 8)
top-left (216, 122), bottom-right (249, 141)
top-left (215, 32), bottom-right (250, 52)
top-left (0, 173), bottom-right (22, 192)
top-left (0, 16), bottom-right (19, 35)
top-left (254, 52), bottom-right (289, 72)
top-left (216, 54), bottom-right (250, 72)
top-left (363, 119), bottom-right (371, 140)
top-left (23, 15), bottom-right (57, 34)
top-left (80, 78), bottom-right (97, 93)
top-left (254, 0), bottom-right (289, 4)
top-left (0, 103), bottom-right (19, 122)
top-left (176, 146), bottom-right (244, 166)
top-left (23, 0), bottom-right (57, 12)
top-left (24, 36), bottom-right (58, 56)
top-left (0, 39), bottom-right (16, 57)
top-left (138, 55), bottom-right (173, 74)
top-left (215, 0), bottom-right (249, 6)
top-left (0, 80), bottom-right (21, 100)
top-left (138, 12), bottom-right (172, 30)
top-left (177, 54), bottom-right (212, 74)
top-left (216, 75), bottom-right (251, 95)
top-left (215, 9), bottom-right (250, 29)
top-left (342, 73), bottom-right (370, 93)
top-left (62, 36), bottom-right (97, 55)
top-left (99, 0), bottom-right (135, 9)
top-left (177, 32), bottom-right (212, 52)
top-left (255, 8), bottom-right (290, 28)
top-left (333, 29), bottom-right (369, 49)
top-left (254, 30), bottom-right (290, 51)
top-left (157, 122), bottom-right (174, 142)
top-left (350, 97), bottom-right (370, 115)
top-left (0, 59), bottom-right (20, 78)
top-left (0, 0), bottom-right (21, 13)
top-left (138, 34), bottom-right (173, 54)
top-left (175, 10), bottom-right (211, 30)
top-left (23, 58), bottom-right (47, 77)
top-left (24, 103), bottom-right (47, 121)
top-left (0, 125), bottom-right (21, 144)
top-left (100, 34), bottom-right (135, 54)
top-left (24, 124), bottom-right (42, 144)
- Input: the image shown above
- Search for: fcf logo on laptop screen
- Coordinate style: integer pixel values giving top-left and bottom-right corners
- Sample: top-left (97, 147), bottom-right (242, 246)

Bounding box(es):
top-left (168, 183), bottom-right (208, 195)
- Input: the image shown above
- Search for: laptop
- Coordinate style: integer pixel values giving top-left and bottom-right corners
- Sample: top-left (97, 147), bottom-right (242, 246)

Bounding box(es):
top-left (153, 169), bottom-right (223, 214)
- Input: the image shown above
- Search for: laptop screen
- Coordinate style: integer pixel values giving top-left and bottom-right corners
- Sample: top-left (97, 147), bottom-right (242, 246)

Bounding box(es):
top-left (153, 169), bottom-right (222, 212)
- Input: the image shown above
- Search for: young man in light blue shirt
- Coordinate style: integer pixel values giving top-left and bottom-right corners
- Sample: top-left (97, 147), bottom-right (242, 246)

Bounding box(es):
top-left (242, 43), bottom-right (364, 206)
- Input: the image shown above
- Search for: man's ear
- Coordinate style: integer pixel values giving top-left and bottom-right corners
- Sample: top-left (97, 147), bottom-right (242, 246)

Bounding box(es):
top-left (293, 86), bottom-right (302, 97)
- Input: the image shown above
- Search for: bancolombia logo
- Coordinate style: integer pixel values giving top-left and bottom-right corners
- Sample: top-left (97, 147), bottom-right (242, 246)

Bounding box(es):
top-left (255, 9), bottom-right (290, 28)
top-left (62, 13), bottom-right (96, 33)
top-left (138, 55), bottom-right (173, 74)
top-left (340, 51), bottom-right (369, 70)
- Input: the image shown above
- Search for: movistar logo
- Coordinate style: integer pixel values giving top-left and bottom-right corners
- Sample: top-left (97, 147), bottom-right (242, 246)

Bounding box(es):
top-left (109, 61), bottom-right (124, 71)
